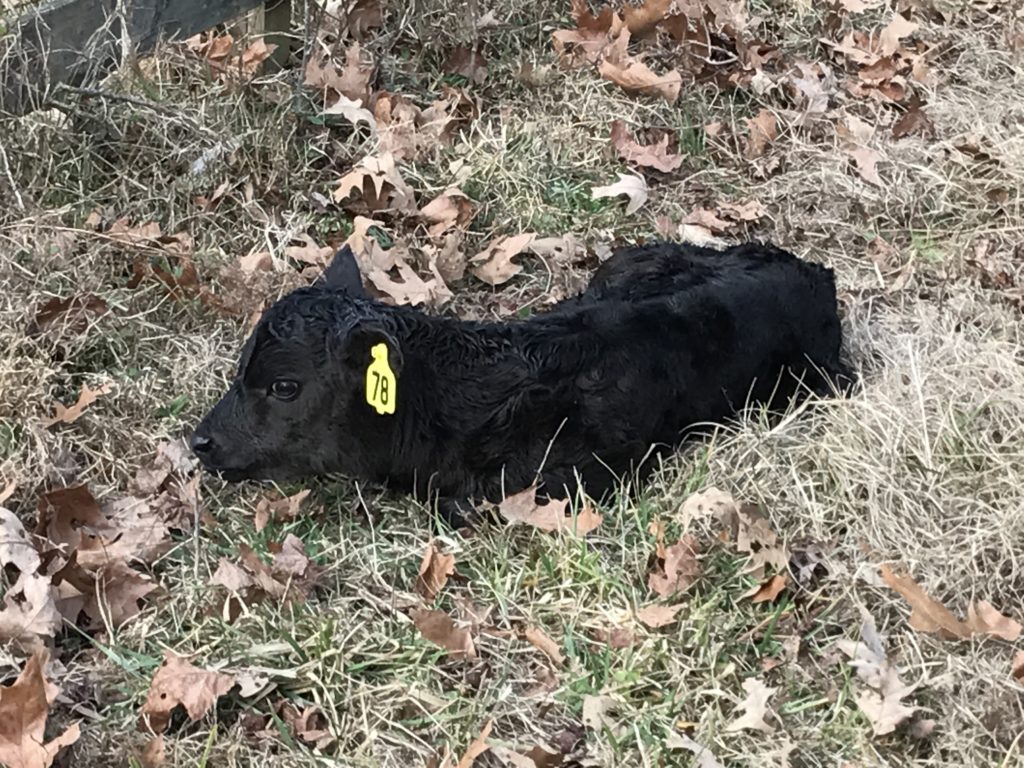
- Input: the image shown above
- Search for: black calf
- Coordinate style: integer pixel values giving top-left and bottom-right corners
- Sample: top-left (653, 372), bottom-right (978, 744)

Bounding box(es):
top-left (191, 241), bottom-right (849, 519)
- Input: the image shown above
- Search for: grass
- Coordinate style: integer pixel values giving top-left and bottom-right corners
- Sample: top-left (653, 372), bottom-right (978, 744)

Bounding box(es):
top-left (2, 0), bottom-right (1024, 766)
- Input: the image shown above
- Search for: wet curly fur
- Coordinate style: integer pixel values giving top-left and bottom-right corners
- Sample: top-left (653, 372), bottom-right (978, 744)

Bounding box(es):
top-left (191, 241), bottom-right (849, 522)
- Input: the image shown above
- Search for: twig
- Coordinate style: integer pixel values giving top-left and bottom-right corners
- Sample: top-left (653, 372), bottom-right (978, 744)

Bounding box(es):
top-left (0, 142), bottom-right (25, 211)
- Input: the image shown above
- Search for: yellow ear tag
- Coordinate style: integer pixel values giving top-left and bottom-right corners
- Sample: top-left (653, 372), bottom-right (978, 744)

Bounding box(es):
top-left (365, 343), bottom-right (396, 415)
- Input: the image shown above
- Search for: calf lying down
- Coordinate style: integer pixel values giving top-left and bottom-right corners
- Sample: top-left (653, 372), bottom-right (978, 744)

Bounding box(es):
top-left (191, 240), bottom-right (849, 521)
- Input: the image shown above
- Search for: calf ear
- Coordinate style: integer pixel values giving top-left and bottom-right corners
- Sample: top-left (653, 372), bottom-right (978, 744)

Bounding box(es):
top-left (320, 245), bottom-right (367, 296)
top-left (343, 324), bottom-right (404, 375)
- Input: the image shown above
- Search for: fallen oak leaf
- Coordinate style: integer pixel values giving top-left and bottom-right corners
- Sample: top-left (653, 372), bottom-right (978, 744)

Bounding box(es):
top-left (647, 534), bottom-right (700, 597)
top-left (665, 731), bottom-right (724, 767)
top-left (140, 651), bottom-right (235, 733)
top-left (880, 563), bottom-right (970, 640)
top-left (684, 208), bottom-right (731, 235)
top-left (470, 233), bottom-right (537, 286)
top-left (635, 603), bottom-right (685, 628)
top-left (445, 45), bottom-right (488, 84)
top-left (0, 573), bottom-right (63, 650)
top-left (0, 507), bottom-right (41, 575)
top-left (965, 601), bottom-right (1022, 642)
top-left (497, 486), bottom-right (602, 535)
top-left (139, 735), bottom-right (165, 768)
top-left (304, 42), bottom-right (375, 103)
top-left (598, 46), bottom-right (682, 103)
top-left (623, 0), bottom-right (673, 37)
top-left (410, 608), bottom-right (477, 658)
top-left (415, 540), bottom-right (456, 602)
top-left (748, 573), bottom-right (788, 604)
top-left (838, 610), bottom-right (918, 735)
top-left (847, 146), bottom-right (884, 187)
top-left (27, 293), bottom-right (108, 336)
top-left (879, 14), bottom-right (918, 57)
top-left (524, 626), bottom-right (565, 666)
top-left (456, 718), bottom-right (493, 768)
top-left (744, 109), bottom-right (777, 159)
top-left (420, 188), bottom-right (474, 239)
top-left (724, 677), bottom-right (776, 733)
top-left (0, 649), bottom-right (80, 768)
top-left (42, 382), bottom-right (112, 427)
top-left (321, 93), bottom-right (377, 130)
top-left (1013, 650), bottom-right (1024, 682)
top-left (609, 120), bottom-right (684, 173)
top-left (591, 173), bottom-right (648, 215)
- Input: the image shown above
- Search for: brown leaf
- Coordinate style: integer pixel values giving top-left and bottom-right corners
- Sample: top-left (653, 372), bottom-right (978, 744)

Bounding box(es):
top-left (140, 735), bottom-right (165, 768)
top-left (445, 45), bottom-right (488, 84)
top-left (415, 540), bottom-right (456, 602)
top-left (253, 489), bottom-right (311, 531)
top-left (748, 573), bottom-right (788, 604)
top-left (648, 534), bottom-right (700, 597)
top-left (27, 294), bottom-right (108, 337)
top-left (332, 153), bottom-right (417, 214)
top-left (837, 611), bottom-right (918, 735)
top-left (879, 14), bottom-right (918, 57)
top-left (724, 677), bottom-right (776, 733)
top-left (410, 608), bottom-right (477, 658)
top-left (719, 199), bottom-right (766, 222)
top-left (880, 563), bottom-right (970, 640)
top-left (598, 31), bottom-right (681, 103)
top-left (0, 507), bottom-right (41, 575)
top-left (368, 253), bottom-right (453, 308)
top-left (623, 0), bottom-right (673, 37)
top-left (209, 557), bottom-right (255, 593)
top-left (491, 744), bottom-right (563, 768)
top-left (744, 109), bottom-right (777, 159)
top-left (524, 626), bottom-right (565, 666)
top-left (665, 732), bottom-right (724, 767)
top-left (635, 603), bottom-right (685, 628)
top-left (684, 208), bottom-right (731, 234)
top-left (609, 121), bottom-right (683, 173)
top-left (720, 503), bottom-right (788, 580)
top-left (304, 43), bottom-right (375, 103)
top-left (497, 486), bottom-right (603, 535)
top-left (471, 233), bottom-right (537, 286)
top-left (892, 97), bottom-right (935, 139)
top-left (591, 173), bottom-right (648, 215)
top-left (420, 188), bottom-right (475, 239)
top-left (965, 601), bottom-right (1022, 642)
top-left (140, 651), bottom-right (235, 733)
top-left (283, 234), bottom-right (334, 267)
top-left (0, 649), bottom-right (80, 768)
top-left (1013, 650), bottom-right (1024, 682)
top-left (454, 719), bottom-right (493, 768)
top-left (36, 486), bottom-right (171, 571)
top-left (269, 534), bottom-right (314, 580)
top-left (43, 382), bottom-right (112, 427)
top-left (551, 0), bottom-right (624, 67)
top-left (0, 574), bottom-right (62, 650)
top-left (84, 560), bottom-right (161, 627)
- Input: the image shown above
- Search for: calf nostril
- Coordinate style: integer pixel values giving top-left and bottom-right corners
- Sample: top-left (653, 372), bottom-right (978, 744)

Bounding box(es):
top-left (191, 433), bottom-right (214, 455)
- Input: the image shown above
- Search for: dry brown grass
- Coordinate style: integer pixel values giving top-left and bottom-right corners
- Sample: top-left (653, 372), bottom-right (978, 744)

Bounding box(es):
top-left (1, 0), bottom-right (1023, 766)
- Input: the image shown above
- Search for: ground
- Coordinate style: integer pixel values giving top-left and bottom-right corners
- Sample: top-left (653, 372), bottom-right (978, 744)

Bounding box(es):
top-left (1, 0), bottom-right (1023, 766)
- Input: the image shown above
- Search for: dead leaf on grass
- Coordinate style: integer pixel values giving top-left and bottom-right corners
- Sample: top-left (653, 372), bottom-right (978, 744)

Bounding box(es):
top-left (283, 234), bottom-right (334, 267)
top-left (623, 0), bottom-right (673, 37)
top-left (209, 557), bottom-right (255, 593)
top-left (332, 153), bottom-right (416, 214)
top-left (43, 382), bottom-right (112, 427)
top-left (139, 735), bottom-right (165, 768)
top-left (420, 188), bottom-right (474, 239)
top-left (665, 731), bottom-right (724, 767)
top-left (648, 534), bottom-right (700, 597)
top-left (719, 198), bottom-right (766, 223)
top-left (879, 14), bottom-right (918, 57)
top-left (490, 744), bottom-right (563, 768)
top-left (368, 253), bottom-right (453, 308)
top-left (411, 608), bottom-right (477, 658)
top-left (635, 603), bottom-right (685, 628)
top-left (27, 293), bottom-right (108, 337)
top-left (304, 42), bottom-right (375, 103)
top-left (609, 120), bottom-right (683, 173)
top-left (725, 677), bottom-right (777, 733)
top-left (497, 486), bottom-right (602, 535)
top-left (445, 45), bottom-right (488, 84)
top-left (1013, 650), bottom-right (1024, 683)
top-left (838, 610), bottom-right (918, 735)
top-left (880, 563), bottom-right (969, 640)
top-left (598, 31), bottom-right (682, 103)
top-left (0, 649), bottom-right (80, 768)
top-left (470, 232), bottom-right (537, 286)
top-left (892, 95), bottom-right (935, 139)
top-left (0, 507), bottom-right (41, 575)
top-left (846, 145), bottom-right (884, 186)
top-left (748, 573), bottom-right (788, 604)
top-left (721, 503), bottom-right (788, 580)
top-left (591, 173), bottom-right (648, 215)
top-left (0, 573), bottom-right (62, 650)
top-left (744, 109), bottom-right (777, 159)
top-left (965, 601), bottom-right (1022, 642)
top-left (684, 208), bottom-right (731, 235)
top-left (140, 651), bottom-right (235, 733)
top-left (322, 93), bottom-right (377, 130)
top-left (253, 489), bottom-right (311, 532)
top-left (447, 718), bottom-right (492, 768)
top-left (415, 540), bottom-right (456, 602)
top-left (524, 626), bottom-right (565, 666)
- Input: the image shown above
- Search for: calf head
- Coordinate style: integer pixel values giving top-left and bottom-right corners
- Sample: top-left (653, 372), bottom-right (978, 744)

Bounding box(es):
top-left (190, 246), bottom-right (403, 481)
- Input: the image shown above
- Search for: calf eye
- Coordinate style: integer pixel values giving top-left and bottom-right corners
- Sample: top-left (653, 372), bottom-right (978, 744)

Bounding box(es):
top-left (269, 379), bottom-right (301, 401)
